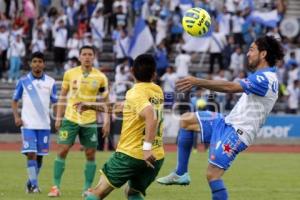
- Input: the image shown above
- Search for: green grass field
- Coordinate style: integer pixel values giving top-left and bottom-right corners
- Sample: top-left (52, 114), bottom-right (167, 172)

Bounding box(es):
top-left (0, 151), bottom-right (300, 200)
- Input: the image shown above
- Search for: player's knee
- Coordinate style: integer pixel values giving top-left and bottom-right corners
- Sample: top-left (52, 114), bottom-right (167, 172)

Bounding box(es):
top-left (206, 165), bottom-right (223, 181)
top-left (58, 146), bottom-right (70, 159)
top-left (26, 152), bottom-right (37, 160)
top-left (124, 186), bottom-right (141, 198)
top-left (85, 148), bottom-right (96, 161)
top-left (180, 112), bottom-right (194, 129)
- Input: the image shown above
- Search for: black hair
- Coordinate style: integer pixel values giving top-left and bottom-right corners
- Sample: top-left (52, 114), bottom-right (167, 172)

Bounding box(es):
top-left (31, 51), bottom-right (45, 62)
top-left (254, 36), bottom-right (284, 66)
top-left (79, 45), bottom-right (95, 55)
top-left (132, 54), bottom-right (156, 82)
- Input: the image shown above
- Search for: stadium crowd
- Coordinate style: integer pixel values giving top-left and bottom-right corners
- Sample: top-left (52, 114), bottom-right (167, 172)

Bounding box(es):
top-left (0, 0), bottom-right (299, 113)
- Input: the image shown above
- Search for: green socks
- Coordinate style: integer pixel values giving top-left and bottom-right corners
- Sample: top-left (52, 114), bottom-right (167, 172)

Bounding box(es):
top-left (128, 193), bottom-right (144, 200)
top-left (53, 156), bottom-right (65, 188)
top-left (85, 194), bottom-right (100, 200)
top-left (84, 161), bottom-right (97, 191)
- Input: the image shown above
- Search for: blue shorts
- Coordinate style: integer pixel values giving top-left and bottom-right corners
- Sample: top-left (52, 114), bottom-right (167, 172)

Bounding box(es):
top-left (196, 111), bottom-right (248, 170)
top-left (21, 129), bottom-right (50, 156)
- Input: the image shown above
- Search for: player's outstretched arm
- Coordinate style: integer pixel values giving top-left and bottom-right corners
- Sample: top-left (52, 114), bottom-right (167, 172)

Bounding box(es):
top-left (139, 105), bottom-right (158, 169)
top-left (73, 102), bottom-right (124, 114)
top-left (176, 76), bottom-right (244, 93)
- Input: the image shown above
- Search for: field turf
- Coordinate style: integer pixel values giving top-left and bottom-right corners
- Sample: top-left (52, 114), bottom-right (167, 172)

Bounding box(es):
top-left (0, 151), bottom-right (299, 200)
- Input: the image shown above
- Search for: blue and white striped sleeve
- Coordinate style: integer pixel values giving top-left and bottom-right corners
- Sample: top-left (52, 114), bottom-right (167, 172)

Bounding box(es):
top-left (50, 82), bottom-right (58, 103)
top-left (239, 72), bottom-right (269, 97)
top-left (12, 80), bottom-right (23, 101)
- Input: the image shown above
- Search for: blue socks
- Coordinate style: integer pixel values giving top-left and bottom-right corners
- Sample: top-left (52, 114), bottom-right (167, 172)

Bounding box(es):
top-left (209, 179), bottom-right (228, 200)
top-left (176, 128), bottom-right (194, 175)
top-left (27, 160), bottom-right (38, 187)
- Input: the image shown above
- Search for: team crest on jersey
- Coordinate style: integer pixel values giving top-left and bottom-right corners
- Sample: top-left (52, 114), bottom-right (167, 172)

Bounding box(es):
top-left (92, 80), bottom-right (98, 88)
top-left (23, 141), bottom-right (29, 149)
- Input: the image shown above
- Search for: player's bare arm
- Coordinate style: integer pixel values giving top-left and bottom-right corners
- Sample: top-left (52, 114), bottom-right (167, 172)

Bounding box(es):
top-left (139, 105), bottom-right (158, 169)
top-left (100, 92), bottom-right (111, 138)
top-left (176, 76), bottom-right (244, 93)
top-left (55, 87), bottom-right (68, 131)
top-left (11, 100), bottom-right (23, 127)
top-left (73, 101), bottom-right (124, 114)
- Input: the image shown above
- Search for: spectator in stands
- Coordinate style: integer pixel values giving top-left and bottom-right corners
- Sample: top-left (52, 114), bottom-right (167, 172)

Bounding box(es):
top-left (155, 40), bottom-right (169, 78)
top-left (0, 25), bottom-right (9, 82)
top-left (38, 0), bottom-right (51, 17)
top-left (53, 19), bottom-right (68, 75)
top-left (30, 29), bottom-right (46, 53)
top-left (170, 6), bottom-right (183, 43)
top-left (64, 56), bottom-right (80, 71)
top-left (113, 28), bottom-right (129, 65)
top-left (114, 59), bottom-right (132, 101)
top-left (285, 51), bottom-right (298, 70)
top-left (112, 5), bottom-right (127, 30)
top-left (67, 32), bottom-right (81, 59)
top-left (230, 46), bottom-right (245, 77)
top-left (174, 49), bottom-right (191, 78)
top-left (222, 35), bottom-right (235, 69)
top-left (286, 80), bottom-right (300, 114)
top-left (288, 63), bottom-right (299, 86)
top-left (65, 0), bottom-right (79, 35)
top-left (209, 25), bottom-right (227, 73)
top-left (141, 0), bottom-right (155, 22)
top-left (23, 0), bottom-right (37, 40)
top-left (216, 6), bottom-right (232, 36)
top-left (90, 8), bottom-right (105, 52)
top-left (232, 11), bottom-right (245, 46)
top-left (7, 34), bottom-right (25, 83)
top-left (160, 66), bottom-right (178, 109)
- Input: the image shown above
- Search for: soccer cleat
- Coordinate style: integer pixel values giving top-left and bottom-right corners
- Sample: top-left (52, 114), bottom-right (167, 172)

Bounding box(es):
top-left (31, 186), bottom-right (41, 193)
top-left (48, 186), bottom-right (61, 197)
top-left (82, 188), bottom-right (92, 197)
top-left (26, 180), bottom-right (32, 193)
top-left (156, 172), bottom-right (191, 185)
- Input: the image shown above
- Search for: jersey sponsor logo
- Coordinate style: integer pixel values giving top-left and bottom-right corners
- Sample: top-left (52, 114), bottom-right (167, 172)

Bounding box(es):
top-left (257, 125), bottom-right (292, 138)
top-left (256, 75), bottom-right (265, 83)
top-left (149, 97), bottom-right (164, 105)
top-left (27, 84), bottom-right (32, 90)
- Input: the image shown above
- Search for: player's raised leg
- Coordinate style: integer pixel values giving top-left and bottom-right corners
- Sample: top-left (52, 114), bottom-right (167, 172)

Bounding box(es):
top-left (85, 175), bottom-right (114, 200)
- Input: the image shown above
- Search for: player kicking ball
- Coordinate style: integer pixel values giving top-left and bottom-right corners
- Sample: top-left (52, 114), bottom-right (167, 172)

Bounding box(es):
top-left (157, 36), bottom-right (284, 200)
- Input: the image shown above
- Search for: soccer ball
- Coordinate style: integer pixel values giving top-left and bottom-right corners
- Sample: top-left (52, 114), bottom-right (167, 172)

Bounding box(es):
top-left (182, 7), bottom-right (211, 37)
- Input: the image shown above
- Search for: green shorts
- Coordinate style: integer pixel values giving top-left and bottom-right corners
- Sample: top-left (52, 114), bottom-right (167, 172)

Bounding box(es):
top-left (57, 118), bottom-right (98, 148)
top-left (101, 152), bottom-right (164, 196)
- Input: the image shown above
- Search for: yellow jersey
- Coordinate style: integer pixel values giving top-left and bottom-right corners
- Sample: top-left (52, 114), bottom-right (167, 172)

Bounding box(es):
top-left (116, 82), bottom-right (165, 160)
top-left (62, 66), bottom-right (108, 124)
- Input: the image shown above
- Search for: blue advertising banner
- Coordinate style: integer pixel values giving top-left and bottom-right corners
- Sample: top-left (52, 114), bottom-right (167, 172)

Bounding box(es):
top-left (257, 115), bottom-right (300, 139)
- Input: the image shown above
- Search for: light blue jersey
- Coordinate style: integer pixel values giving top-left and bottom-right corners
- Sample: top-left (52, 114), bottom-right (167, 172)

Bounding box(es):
top-left (225, 67), bottom-right (278, 145)
top-left (13, 73), bottom-right (57, 129)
